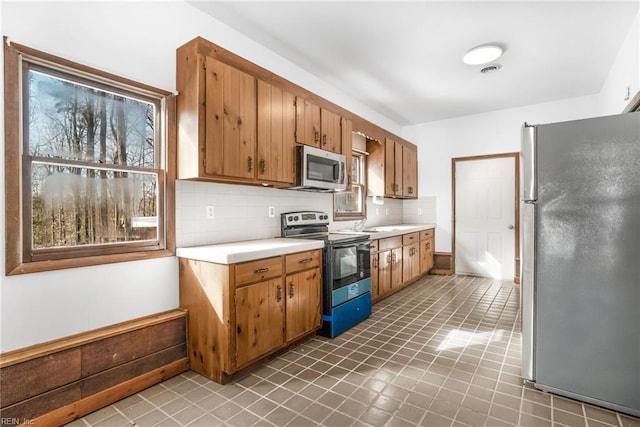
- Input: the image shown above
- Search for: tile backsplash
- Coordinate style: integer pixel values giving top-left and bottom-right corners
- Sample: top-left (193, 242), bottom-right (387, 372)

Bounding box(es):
top-left (176, 181), bottom-right (436, 247)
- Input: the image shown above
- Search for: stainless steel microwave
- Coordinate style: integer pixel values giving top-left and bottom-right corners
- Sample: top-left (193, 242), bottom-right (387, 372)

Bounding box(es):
top-left (290, 145), bottom-right (346, 191)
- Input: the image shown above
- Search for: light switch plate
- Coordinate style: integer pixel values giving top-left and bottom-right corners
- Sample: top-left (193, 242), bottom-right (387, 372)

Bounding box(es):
top-left (268, 206), bottom-right (275, 218)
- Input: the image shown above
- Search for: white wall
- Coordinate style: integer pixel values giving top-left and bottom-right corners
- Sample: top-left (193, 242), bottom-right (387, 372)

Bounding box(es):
top-left (600, 13), bottom-right (640, 115)
top-left (403, 94), bottom-right (603, 253)
top-left (403, 10), bottom-right (640, 254)
top-left (0, 1), bottom-right (403, 352)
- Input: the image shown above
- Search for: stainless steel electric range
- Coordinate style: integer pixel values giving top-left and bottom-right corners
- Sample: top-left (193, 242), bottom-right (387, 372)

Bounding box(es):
top-left (281, 211), bottom-right (371, 337)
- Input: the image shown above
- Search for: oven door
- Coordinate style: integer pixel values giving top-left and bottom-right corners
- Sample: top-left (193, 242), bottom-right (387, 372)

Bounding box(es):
top-left (329, 241), bottom-right (370, 291)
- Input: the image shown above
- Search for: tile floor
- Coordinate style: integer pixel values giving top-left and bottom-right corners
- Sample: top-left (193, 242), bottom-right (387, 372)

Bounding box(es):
top-left (69, 274), bottom-right (640, 426)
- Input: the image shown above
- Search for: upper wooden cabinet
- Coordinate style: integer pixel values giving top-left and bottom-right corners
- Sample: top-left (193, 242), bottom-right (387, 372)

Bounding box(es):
top-left (204, 57), bottom-right (256, 180)
top-left (295, 97), bottom-right (342, 154)
top-left (176, 45), bottom-right (295, 186)
top-left (402, 143), bottom-right (418, 197)
top-left (176, 37), bottom-right (416, 190)
top-left (257, 80), bottom-right (296, 184)
top-left (295, 97), bottom-right (321, 148)
top-left (367, 137), bottom-right (418, 199)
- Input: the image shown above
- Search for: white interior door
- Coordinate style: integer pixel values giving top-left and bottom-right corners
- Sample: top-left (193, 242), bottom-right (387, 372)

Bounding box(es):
top-left (455, 157), bottom-right (515, 279)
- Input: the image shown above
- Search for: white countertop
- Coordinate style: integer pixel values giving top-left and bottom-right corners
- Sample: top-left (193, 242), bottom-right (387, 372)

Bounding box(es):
top-left (176, 238), bottom-right (324, 264)
top-left (334, 223), bottom-right (436, 239)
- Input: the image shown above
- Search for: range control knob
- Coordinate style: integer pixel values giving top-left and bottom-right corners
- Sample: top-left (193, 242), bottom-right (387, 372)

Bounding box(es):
top-left (288, 216), bottom-right (293, 221)
top-left (294, 216), bottom-right (299, 221)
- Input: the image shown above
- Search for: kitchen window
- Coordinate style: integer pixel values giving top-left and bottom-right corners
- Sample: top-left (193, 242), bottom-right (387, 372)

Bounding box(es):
top-left (333, 151), bottom-right (366, 220)
top-left (4, 41), bottom-right (175, 275)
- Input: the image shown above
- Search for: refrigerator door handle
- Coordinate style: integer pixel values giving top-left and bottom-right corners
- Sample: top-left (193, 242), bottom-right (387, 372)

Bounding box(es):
top-left (522, 123), bottom-right (537, 202)
top-left (521, 201), bottom-right (536, 381)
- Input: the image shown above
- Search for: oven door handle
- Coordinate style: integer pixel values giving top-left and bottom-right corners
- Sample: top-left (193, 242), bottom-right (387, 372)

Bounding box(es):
top-left (330, 242), bottom-right (369, 250)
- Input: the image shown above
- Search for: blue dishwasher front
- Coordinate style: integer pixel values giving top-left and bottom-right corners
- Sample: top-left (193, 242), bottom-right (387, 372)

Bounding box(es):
top-left (320, 278), bottom-right (371, 338)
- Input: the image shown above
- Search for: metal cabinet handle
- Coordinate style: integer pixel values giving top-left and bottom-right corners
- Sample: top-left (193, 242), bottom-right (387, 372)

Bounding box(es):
top-left (387, 254), bottom-right (392, 263)
top-left (289, 282), bottom-right (295, 298)
top-left (313, 128), bottom-right (320, 144)
top-left (298, 257), bottom-right (313, 264)
top-left (260, 159), bottom-right (266, 174)
top-left (248, 156), bottom-right (253, 172)
top-left (322, 134), bottom-right (327, 146)
top-left (276, 285), bottom-right (282, 302)
top-left (254, 267), bottom-right (269, 274)
top-left (408, 186), bottom-right (413, 194)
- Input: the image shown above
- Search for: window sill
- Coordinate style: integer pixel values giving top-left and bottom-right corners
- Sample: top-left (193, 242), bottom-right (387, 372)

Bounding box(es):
top-left (6, 249), bottom-right (175, 276)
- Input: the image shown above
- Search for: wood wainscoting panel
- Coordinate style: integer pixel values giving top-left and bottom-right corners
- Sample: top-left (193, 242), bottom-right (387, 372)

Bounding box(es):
top-left (0, 348), bottom-right (81, 408)
top-left (81, 319), bottom-right (186, 377)
top-left (0, 309), bottom-right (187, 424)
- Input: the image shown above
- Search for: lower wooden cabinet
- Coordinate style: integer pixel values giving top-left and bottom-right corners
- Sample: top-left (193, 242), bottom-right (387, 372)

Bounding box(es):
top-left (179, 249), bottom-right (321, 383)
top-left (235, 278), bottom-right (285, 367)
top-left (370, 228), bottom-right (435, 303)
top-left (285, 267), bottom-right (321, 342)
top-left (403, 242), bottom-right (420, 283)
top-left (420, 229), bottom-right (435, 275)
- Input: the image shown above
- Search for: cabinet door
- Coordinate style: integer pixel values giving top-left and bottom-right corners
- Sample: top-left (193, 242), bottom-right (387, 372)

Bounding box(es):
top-left (403, 242), bottom-right (420, 283)
top-left (394, 142), bottom-right (403, 196)
top-left (378, 250), bottom-right (393, 296)
top-left (384, 138), bottom-right (404, 196)
top-left (295, 97), bottom-right (321, 148)
top-left (420, 238), bottom-right (434, 274)
top-left (384, 138), bottom-right (396, 196)
top-left (402, 144), bottom-right (417, 197)
top-left (285, 268), bottom-right (321, 342)
top-left (235, 278), bottom-right (285, 367)
top-left (370, 252), bottom-right (379, 301)
top-left (391, 247), bottom-right (403, 288)
top-left (321, 109), bottom-right (341, 153)
top-left (257, 80), bottom-right (296, 184)
top-left (341, 117), bottom-right (353, 189)
top-left (205, 56), bottom-right (256, 179)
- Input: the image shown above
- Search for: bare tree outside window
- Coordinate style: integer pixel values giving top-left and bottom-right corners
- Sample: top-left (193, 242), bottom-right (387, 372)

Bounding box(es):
top-left (4, 40), bottom-right (174, 274)
top-left (26, 67), bottom-right (160, 252)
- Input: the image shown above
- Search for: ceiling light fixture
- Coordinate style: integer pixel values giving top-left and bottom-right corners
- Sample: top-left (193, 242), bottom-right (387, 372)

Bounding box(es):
top-left (463, 44), bottom-right (504, 65)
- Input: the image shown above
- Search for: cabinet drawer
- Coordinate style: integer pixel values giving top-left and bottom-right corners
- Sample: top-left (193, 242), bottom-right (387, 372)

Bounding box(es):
top-left (420, 229), bottom-right (434, 240)
top-left (369, 239), bottom-right (379, 252)
top-left (235, 257), bottom-right (282, 286)
top-left (402, 232), bottom-right (419, 245)
top-left (285, 250), bottom-right (321, 274)
top-left (379, 236), bottom-right (402, 251)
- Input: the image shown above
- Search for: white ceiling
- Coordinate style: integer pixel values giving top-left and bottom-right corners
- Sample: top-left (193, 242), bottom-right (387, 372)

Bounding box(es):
top-left (188, 1), bottom-right (639, 126)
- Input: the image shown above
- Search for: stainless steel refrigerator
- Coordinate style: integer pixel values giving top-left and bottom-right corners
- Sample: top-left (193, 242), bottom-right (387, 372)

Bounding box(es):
top-left (521, 112), bottom-right (640, 417)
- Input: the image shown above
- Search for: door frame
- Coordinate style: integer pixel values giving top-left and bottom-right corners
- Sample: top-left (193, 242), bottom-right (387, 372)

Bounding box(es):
top-left (451, 152), bottom-right (520, 282)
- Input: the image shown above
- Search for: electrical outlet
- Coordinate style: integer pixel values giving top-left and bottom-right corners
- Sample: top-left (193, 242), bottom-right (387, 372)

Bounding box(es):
top-left (206, 205), bottom-right (215, 220)
top-left (268, 206), bottom-right (275, 218)
top-left (418, 208), bottom-right (423, 216)
top-left (385, 208), bottom-right (390, 216)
